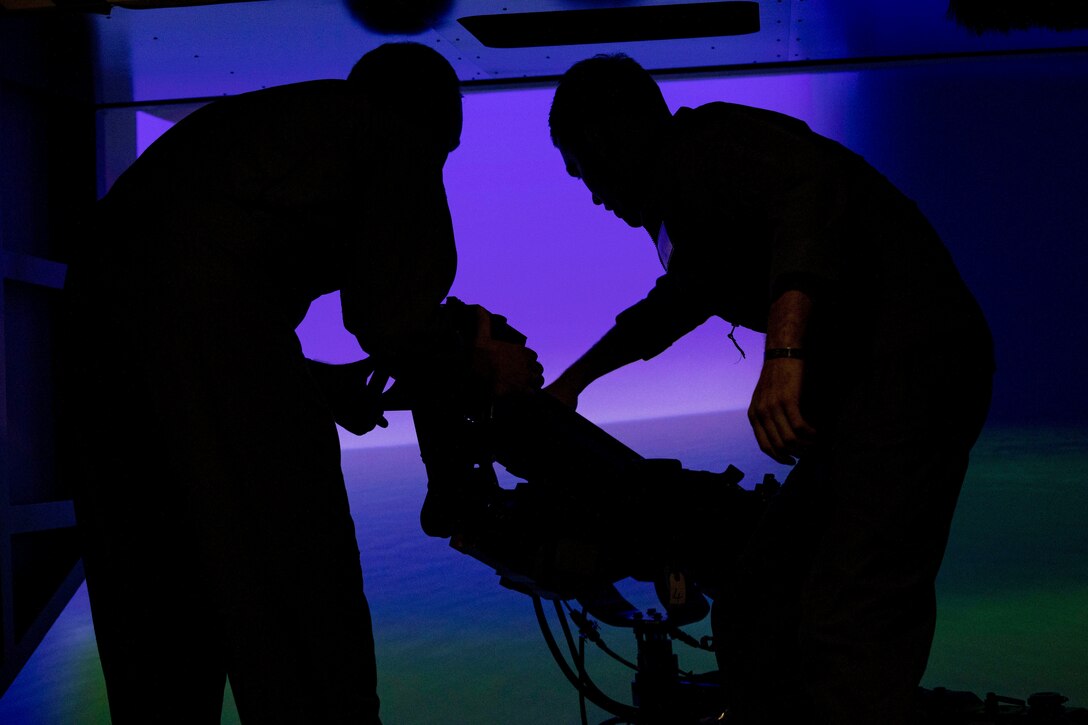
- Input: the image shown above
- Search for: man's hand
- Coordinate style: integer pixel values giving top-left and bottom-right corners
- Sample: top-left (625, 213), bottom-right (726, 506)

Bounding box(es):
top-left (470, 307), bottom-right (544, 397)
top-left (748, 358), bottom-right (816, 465)
top-left (311, 358), bottom-right (390, 436)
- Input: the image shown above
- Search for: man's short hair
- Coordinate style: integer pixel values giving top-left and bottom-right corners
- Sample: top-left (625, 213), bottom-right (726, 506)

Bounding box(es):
top-left (348, 42), bottom-right (460, 109)
top-left (549, 54), bottom-right (669, 156)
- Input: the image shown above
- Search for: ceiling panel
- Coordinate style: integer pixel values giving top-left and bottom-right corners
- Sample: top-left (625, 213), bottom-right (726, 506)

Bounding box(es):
top-left (432, 0), bottom-right (789, 81)
top-left (69, 0), bottom-right (1088, 105)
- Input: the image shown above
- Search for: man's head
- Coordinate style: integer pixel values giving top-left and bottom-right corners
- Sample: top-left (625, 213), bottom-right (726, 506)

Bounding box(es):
top-left (349, 42), bottom-right (462, 153)
top-left (549, 54), bottom-right (670, 228)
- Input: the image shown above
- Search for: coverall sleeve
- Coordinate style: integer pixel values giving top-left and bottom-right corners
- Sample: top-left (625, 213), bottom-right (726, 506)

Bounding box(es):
top-left (766, 170), bottom-right (846, 302)
top-left (612, 261), bottom-right (716, 361)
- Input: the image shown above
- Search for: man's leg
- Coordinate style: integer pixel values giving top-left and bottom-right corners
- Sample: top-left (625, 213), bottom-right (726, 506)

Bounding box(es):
top-left (193, 333), bottom-right (381, 724)
top-left (68, 320), bottom-right (228, 724)
top-left (798, 352), bottom-right (992, 725)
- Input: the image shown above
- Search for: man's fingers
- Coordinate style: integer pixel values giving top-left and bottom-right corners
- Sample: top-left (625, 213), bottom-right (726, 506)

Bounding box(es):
top-left (487, 341), bottom-right (545, 395)
top-left (523, 354), bottom-right (545, 389)
top-left (752, 418), bottom-right (795, 465)
top-left (750, 401), bottom-right (810, 464)
top-left (770, 412), bottom-right (815, 462)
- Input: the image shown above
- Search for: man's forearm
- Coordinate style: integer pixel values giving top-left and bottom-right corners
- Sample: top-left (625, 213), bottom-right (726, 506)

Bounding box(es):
top-left (554, 324), bottom-right (644, 394)
top-left (765, 289), bottom-right (813, 350)
top-left (749, 288), bottom-right (816, 464)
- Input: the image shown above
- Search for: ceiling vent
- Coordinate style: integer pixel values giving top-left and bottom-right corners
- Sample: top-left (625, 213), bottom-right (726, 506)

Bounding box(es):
top-left (458, 1), bottom-right (760, 49)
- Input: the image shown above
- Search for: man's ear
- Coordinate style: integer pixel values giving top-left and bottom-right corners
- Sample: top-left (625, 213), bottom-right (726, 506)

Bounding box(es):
top-left (582, 121), bottom-right (605, 145)
top-left (581, 121), bottom-right (615, 160)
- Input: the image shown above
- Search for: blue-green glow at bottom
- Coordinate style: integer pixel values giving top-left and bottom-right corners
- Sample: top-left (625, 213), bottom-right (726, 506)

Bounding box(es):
top-left (1, 417), bottom-right (1085, 724)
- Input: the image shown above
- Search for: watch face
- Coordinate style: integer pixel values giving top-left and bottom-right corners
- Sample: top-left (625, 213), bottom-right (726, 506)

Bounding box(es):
top-left (655, 222), bottom-right (674, 271)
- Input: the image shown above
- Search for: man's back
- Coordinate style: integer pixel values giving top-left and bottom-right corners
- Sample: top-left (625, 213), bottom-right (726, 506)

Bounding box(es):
top-left (653, 101), bottom-right (987, 350)
top-left (85, 79), bottom-right (454, 328)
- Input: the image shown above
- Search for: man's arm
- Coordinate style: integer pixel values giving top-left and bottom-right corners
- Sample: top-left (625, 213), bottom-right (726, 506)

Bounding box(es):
top-left (545, 323), bottom-right (647, 409)
top-left (748, 288), bottom-right (817, 464)
top-left (546, 269), bottom-right (713, 409)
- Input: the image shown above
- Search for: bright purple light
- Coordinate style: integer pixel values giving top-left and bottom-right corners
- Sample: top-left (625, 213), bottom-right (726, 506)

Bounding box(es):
top-left (440, 74), bottom-right (832, 426)
top-left (135, 71), bottom-right (832, 447)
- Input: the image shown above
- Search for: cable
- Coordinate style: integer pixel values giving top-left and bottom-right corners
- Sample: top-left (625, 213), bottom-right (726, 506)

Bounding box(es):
top-left (555, 600), bottom-right (583, 665)
top-left (668, 624), bottom-right (715, 653)
top-left (578, 634), bottom-right (589, 725)
top-left (551, 600), bottom-right (590, 725)
top-left (532, 595), bottom-right (640, 722)
top-left (564, 602), bottom-right (638, 671)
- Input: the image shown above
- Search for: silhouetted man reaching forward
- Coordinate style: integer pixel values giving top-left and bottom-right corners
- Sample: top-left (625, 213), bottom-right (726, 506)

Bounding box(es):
top-left (545, 54), bottom-right (993, 725)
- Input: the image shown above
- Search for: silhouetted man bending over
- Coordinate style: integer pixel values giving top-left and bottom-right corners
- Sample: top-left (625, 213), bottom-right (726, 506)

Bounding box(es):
top-left (62, 43), bottom-right (541, 724)
top-left (545, 54), bottom-right (993, 725)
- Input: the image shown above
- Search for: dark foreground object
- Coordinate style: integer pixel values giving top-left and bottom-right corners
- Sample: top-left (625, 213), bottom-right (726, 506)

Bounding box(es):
top-left (405, 300), bottom-right (1084, 725)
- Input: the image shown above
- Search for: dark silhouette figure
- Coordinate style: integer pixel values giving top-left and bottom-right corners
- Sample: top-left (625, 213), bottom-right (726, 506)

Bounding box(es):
top-left (545, 54), bottom-right (994, 725)
top-left (61, 42), bottom-right (541, 724)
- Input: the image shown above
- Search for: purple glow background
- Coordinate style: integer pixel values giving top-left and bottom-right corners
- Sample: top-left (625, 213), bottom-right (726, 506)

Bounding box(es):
top-left (128, 54), bottom-right (1088, 449)
top-left (291, 73), bottom-right (847, 447)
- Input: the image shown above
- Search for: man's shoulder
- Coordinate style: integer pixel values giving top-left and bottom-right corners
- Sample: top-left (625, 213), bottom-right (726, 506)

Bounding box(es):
top-left (678, 102), bottom-right (813, 136)
top-left (222, 78), bottom-right (359, 113)
top-left (183, 79), bottom-right (371, 150)
top-left (159, 79), bottom-right (357, 138)
top-left (241, 78), bottom-right (351, 98)
top-left (674, 101), bottom-right (762, 123)
top-left (663, 102), bottom-right (766, 167)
